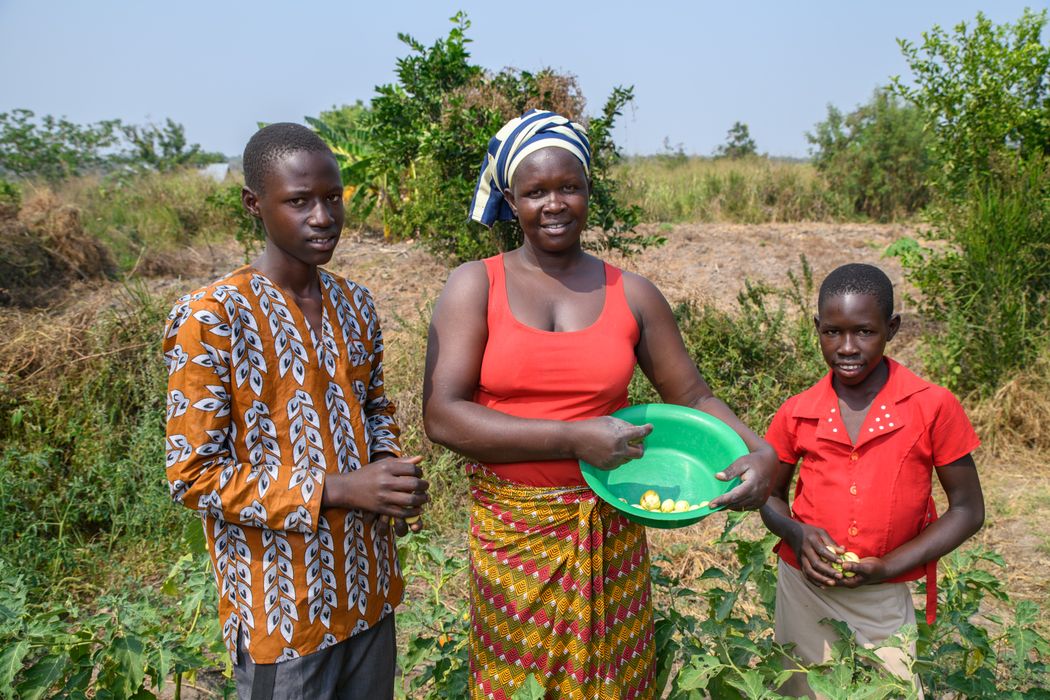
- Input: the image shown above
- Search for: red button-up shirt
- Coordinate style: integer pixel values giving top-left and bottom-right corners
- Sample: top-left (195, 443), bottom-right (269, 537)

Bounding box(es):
top-left (765, 358), bottom-right (980, 584)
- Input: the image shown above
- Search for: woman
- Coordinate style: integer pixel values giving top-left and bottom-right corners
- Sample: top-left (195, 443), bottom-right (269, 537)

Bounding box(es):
top-left (423, 110), bottom-right (777, 699)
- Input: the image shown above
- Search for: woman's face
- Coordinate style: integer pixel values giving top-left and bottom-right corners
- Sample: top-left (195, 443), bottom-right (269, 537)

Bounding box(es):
top-left (503, 147), bottom-right (589, 252)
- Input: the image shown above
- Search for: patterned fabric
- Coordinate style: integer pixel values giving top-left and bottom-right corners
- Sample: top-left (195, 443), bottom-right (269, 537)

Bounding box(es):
top-left (163, 265), bottom-right (403, 664)
top-left (469, 109), bottom-right (591, 227)
top-left (468, 467), bottom-right (656, 700)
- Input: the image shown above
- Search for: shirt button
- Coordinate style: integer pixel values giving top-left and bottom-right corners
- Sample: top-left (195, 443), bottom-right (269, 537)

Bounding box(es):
top-left (850, 452), bottom-right (859, 462)
top-left (849, 526), bottom-right (859, 536)
top-left (849, 484), bottom-right (858, 495)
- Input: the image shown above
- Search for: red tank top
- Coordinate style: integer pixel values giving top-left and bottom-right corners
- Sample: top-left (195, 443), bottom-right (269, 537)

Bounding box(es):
top-left (474, 254), bottom-right (641, 487)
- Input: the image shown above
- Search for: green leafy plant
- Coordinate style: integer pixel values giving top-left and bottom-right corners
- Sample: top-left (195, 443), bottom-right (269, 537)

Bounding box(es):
top-left (808, 88), bottom-right (931, 221)
top-left (0, 109), bottom-right (121, 182)
top-left (310, 13), bottom-right (656, 262)
top-left (892, 9), bottom-right (1050, 199)
top-left (715, 122), bottom-right (758, 160)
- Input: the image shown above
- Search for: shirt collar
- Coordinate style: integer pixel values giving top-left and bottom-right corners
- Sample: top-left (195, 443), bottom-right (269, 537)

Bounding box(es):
top-left (791, 358), bottom-right (929, 448)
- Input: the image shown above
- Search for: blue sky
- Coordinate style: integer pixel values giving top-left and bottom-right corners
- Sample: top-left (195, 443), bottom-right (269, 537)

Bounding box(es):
top-left (1, 1), bottom-right (1044, 158)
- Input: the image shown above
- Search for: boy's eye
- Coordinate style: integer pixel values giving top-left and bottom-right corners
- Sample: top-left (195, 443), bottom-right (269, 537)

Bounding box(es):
top-left (288, 198), bottom-right (306, 206)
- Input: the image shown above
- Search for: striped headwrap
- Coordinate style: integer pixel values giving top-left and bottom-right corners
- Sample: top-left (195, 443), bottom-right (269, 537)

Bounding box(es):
top-left (469, 109), bottom-right (591, 228)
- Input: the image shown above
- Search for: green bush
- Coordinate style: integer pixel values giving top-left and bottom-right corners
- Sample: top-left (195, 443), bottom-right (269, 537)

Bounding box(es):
top-left (889, 158), bottom-right (1050, 396)
top-left (311, 13), bottom-right (654, 262)
top-left (892, 9), bottom-right (1050, 200)
top-left (886, 9), bottom-right (1050, 397)
top-left (72, 170), bottom-right (243, 269)
top-left (0, 284), bottom-right (182, 590)
top-left (808, 89), bottom-right (931, 221)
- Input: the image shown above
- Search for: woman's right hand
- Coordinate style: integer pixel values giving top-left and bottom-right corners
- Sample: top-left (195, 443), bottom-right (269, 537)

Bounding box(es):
top-left (790, 523), bottom-right (845, 587)
top-left (571, 417), bottom-right (653, 470)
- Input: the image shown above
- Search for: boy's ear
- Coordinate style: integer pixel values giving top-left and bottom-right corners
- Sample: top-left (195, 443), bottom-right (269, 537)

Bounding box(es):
top-left (887, 312), bottom-right (901, 341)
top-left (813, 314), bottom-right (821, 332)
top-left (242, 186), bottom-right (261, 218)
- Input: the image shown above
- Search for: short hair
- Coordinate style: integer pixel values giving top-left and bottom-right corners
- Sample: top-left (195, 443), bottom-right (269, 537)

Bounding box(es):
top-left (242, 122), bottom-right (333, 194)
top-left (818, 263), bottom-right (895, 319)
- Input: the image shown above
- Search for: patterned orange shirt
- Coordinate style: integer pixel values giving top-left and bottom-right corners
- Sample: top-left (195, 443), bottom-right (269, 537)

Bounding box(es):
top-left (163, 265), bottom-right (403, 664)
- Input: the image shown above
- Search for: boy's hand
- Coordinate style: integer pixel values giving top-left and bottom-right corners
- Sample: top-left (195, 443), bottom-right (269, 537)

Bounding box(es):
top-left (837, 556), bottom-right (888, 587)
top-left (709, 446), bottom-right (776, 511)
top-left (792, 524), bottom-right (845, 587)
top-left (572, 418), bottom-right (652, 470)
top-left (322, 455), bottom-right (429, 526)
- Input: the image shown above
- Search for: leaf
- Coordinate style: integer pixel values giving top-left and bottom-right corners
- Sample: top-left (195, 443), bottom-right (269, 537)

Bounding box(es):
top-left (16, 652), bottom-right (68, 700)
top-left (725, 669), bottom-right (769, 699)
top-left (511, 674), bottom-right (545, 700)
top-left (0, 640), bottom-right (29, 692)
top-left (111, 635), bottom-right (146, 696)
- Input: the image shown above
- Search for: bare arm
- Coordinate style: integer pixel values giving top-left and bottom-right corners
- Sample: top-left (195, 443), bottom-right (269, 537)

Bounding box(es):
top-left (760, 460), bottom-right (846, 586)
top-left (422, 262), bottom-right (648, 468)
top-left (626, 272), bottom-right (776, 510)
top-left (841, 454), bottom-right (984, 586)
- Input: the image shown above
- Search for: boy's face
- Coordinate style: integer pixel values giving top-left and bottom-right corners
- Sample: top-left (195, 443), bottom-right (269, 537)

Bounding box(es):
top-left (814, 293), bottom-right (900, 387)
top-left (242, 150), bottom-right (345, 269)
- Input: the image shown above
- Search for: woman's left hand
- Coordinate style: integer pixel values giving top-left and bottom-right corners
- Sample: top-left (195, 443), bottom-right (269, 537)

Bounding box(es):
top-left (707, 447), bottom-right (777, 511)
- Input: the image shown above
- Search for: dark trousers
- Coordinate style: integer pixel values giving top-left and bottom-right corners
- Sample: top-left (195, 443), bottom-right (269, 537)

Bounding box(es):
top-left (234, 614), bottom-right (397, 700)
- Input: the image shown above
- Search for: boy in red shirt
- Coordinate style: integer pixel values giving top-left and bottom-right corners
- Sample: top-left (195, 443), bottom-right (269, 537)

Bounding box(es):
top-left (760, 263), bottom-right (985, 698)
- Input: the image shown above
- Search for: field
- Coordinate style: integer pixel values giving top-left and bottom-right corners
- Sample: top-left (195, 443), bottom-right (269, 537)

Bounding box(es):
top-left (1, 157), bottom-right (1047, 697)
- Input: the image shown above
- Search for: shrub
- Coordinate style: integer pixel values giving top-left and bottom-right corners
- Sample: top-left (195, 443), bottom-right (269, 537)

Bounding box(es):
top-left (892, 9), bottom-right (1050, 199)
top-left (311, 13), bottom-right (653, 262)
top-left (807, 88), bottom-right (931, 221)
top-left (714, 121), bottom-right (758, 159)
top-left (888, 158), bottom-right (1050, 396)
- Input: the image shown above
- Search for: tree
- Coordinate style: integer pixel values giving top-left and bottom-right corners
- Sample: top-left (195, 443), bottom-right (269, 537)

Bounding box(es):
top-left (0, 109), bottom-right (120, 182)
top-left (119, 118), bottom-right (225, 172)
top-left (715, 121), bottom-right (757, 159)
top-left (311, 13), bottom-right (655, 261)
top-left (891, 8), bottom-right (1050, 197)
top-left (807, 89), bottom-right (931, 220)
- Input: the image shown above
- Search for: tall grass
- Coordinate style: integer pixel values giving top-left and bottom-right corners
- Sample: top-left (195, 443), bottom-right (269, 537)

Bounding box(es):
top-left (62, 170), bottom-right (241, 271)
top-left (615, 155), bottom-right (851, 224)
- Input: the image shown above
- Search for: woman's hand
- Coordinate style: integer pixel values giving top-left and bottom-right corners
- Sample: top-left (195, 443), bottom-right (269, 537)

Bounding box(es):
top-left (708, 446), bottom-right (776, 511)
top-left (571, 417), bottom-right (652, 470)
top-left (792, 524), bottom-right (846, 587)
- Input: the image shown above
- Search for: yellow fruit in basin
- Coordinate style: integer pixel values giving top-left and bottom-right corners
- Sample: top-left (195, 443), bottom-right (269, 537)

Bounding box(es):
top-left (660, 498), bottom-right (675, 513)
top-left (640, 489), bottom-right (661, 511)
top-left (674, 499), bottom-right (690, 512)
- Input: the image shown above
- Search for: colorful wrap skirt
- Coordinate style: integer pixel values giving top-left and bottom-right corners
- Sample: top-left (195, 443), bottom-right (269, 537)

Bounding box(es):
top-left (467, 467), bottom-right (656, 700)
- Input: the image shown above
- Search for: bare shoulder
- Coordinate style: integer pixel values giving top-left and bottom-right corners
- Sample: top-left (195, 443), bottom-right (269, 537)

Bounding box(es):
top-left (620, 268), bottom-right (672, 321)
top-left (432, 260), bottom-right (490, 322)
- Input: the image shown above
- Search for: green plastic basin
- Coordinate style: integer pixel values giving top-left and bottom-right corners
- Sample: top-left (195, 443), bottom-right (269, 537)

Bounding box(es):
top-left (580, 403), bottom-right (748, 529)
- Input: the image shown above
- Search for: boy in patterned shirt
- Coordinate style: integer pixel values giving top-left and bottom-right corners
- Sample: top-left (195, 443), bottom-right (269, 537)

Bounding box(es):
top-left (163, 123), bottom-right (429, 699)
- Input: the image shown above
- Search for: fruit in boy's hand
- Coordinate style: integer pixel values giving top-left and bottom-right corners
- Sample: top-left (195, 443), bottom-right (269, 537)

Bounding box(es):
top-left (404, 515), bottom-right (420, 525)
top-left (640, 490), bottom-right (661, 511)
top-left (660, 498), bottom-right (675, 513)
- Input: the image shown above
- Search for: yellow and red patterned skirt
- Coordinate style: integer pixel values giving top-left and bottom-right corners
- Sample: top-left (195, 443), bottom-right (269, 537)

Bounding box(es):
top-left (467, 467), bottom-right (656, 699)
